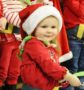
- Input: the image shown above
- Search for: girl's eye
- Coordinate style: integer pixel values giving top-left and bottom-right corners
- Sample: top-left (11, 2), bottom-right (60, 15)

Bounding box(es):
top-left (52, 26), bottom-right (56, 28)
top-left (40, 26), bottom-right (57, 28)
top-left (41, 26), bottom-right (47, 28)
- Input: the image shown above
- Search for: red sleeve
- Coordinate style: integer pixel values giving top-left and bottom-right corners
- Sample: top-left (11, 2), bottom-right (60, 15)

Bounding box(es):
top-left (24, 39), bottom-right (67, 81)
top-left (21, 56), bottom-right (54, 89)
top-left (64, 0), bottom-right (84, 16)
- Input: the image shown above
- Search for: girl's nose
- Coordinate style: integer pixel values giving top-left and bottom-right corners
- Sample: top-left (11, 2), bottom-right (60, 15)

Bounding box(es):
top-left (47, 28), bottom-right (52, 33)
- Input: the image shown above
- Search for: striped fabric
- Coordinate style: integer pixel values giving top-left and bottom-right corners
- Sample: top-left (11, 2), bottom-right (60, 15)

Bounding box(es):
top-left (2, 0), bottom-right (24, 27)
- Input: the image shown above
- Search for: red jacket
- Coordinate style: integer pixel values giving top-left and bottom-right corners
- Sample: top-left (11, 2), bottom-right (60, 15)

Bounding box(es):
top-left (63, 0), bottom-right (84, 29)
top-left (21, 38), bottom-right (67, 90)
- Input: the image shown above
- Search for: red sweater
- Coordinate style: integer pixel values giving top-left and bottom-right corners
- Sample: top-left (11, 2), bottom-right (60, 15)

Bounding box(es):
top-left (21, 38), bottom-right (67, 90)
top-left (63, 0), bottom-right (84, 29)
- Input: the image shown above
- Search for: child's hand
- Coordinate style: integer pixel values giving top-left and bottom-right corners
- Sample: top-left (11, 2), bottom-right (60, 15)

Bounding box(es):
top-left (64, 71), bottom-right (81, 87)
top-left (59, 79), bottom-right (69, 88)
top-left (0, 17), bottom-right (7, 31)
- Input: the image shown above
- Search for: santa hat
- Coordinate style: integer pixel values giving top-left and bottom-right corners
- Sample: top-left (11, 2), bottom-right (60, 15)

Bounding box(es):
top-left (19, 4), bottom-right (62, 35)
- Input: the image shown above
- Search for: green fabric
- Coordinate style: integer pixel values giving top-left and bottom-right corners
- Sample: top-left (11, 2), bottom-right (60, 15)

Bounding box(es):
top-left (20, 0), bottom-right (31, 5)
top-left (25, 0), bottom-right (31, 5)
top-left (74, 71), bottom-right (84, 77)
top-left (18, 36), bottom-right (32, 60)
top-left (23, 35), bottom-right (32, 42)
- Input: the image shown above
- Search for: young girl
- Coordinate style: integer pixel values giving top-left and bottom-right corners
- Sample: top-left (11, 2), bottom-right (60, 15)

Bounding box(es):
top-left (19, 3), bottom-right (81, 90)
top-left (35, 0), bottom-right (73, 63)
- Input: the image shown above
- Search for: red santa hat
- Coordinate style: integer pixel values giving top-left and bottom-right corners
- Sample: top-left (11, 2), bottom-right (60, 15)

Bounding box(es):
top-left (19, 4), bottom-right (63, 35)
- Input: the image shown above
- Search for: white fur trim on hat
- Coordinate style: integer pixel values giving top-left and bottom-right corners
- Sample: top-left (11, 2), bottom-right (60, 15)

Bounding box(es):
top-left (22, 5), bottom-right (62, 35)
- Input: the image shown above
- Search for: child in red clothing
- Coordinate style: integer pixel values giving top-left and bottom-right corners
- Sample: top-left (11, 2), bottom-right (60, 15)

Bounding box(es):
top-left (60, 0), bottom-right (84, 90)
top-left (0, 1), bottom-right (21, 90)
top-left (35, 0), bottom-right (73, 63)
top-left (19, 3), bottom-right (81, 90)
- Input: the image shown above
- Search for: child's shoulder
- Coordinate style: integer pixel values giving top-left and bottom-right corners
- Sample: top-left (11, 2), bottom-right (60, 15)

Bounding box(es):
top-left (23, 37), bottom-right (46, 52)
top-left (25, 37), bottom-right (44, 46)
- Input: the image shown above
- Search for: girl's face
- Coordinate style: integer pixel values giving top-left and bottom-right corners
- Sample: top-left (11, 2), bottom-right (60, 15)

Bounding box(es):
top-left (35, 16), bottom-right (59, 42)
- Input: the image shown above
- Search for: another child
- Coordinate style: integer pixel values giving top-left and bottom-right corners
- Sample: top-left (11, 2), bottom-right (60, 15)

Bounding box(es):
top-left (0, 1), bottom-right (21, 90)
top-left (19, 4), bottom-right (81, 90)
top-left (60, 0), bottom-right (84, 90)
